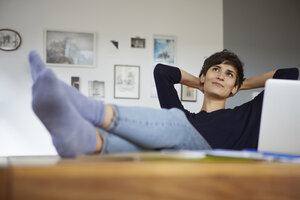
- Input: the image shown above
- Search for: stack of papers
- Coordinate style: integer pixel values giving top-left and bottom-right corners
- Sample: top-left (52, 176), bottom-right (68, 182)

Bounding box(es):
top-left (157, 149), bottom-right (300, 163)
top-left (90, 149), bottom-right (300, 163)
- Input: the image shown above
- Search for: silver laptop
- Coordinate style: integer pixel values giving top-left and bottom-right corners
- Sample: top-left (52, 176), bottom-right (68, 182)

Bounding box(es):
top-left (258, 79), bottom-right (300, 155)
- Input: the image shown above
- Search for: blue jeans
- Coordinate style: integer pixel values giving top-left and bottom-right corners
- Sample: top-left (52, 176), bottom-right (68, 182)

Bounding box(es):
top-left (97, 105), bottom-right (211, 153)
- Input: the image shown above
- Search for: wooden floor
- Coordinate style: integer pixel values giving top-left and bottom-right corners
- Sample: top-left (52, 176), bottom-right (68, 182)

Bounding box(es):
top-left (1, 154), bottom-right (300, 200)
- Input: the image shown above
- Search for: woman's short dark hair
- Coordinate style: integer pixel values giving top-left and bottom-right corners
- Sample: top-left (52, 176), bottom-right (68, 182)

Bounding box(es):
top-left (199, 49), bottom-right (245, 89)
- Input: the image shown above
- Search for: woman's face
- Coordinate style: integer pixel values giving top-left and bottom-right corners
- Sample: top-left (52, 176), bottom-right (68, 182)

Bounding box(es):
top-left (201, 62), bottom-right (238, 99)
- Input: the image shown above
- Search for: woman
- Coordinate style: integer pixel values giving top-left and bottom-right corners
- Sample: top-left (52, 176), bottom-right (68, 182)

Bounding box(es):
top-left (155, 50), bottom-right (298, 151)
top-left (29, 50), bottom-right (298, 157)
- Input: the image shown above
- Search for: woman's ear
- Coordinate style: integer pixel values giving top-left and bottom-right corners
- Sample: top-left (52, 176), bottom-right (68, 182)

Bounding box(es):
top-left (200, 74), bottom-right (205, 84)
top-left (230, 85), bottom-right (239, 96)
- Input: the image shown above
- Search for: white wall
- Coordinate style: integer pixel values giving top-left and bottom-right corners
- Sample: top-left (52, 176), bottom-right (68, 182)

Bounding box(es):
top-left (0, 0), bottom-right (223, 156)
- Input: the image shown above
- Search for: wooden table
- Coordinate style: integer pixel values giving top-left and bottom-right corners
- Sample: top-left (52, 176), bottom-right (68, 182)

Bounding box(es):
top-left (1, 154), bottom-right (300, 200)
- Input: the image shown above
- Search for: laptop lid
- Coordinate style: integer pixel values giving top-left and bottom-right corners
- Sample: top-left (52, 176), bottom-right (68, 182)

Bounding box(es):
top-left (258, 79), bottom-right (300, 155)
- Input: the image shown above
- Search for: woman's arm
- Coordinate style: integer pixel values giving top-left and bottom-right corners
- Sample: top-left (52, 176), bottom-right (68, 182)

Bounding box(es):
top-left (154, 64), bottom-right (185, 110)
top-left (240, 70), bottom-right (276, 90)
top-left (180, 69), bottom-right (203, 92)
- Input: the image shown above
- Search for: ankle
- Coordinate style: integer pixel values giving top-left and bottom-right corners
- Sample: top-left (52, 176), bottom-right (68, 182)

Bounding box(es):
top-left (94, 129), bottom-right (103, 153)
top-left (101, 104), bottom-right (114, 129)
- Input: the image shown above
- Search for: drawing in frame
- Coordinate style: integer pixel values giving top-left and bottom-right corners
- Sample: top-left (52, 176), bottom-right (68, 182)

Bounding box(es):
top-left (153, 35), bottom-right (176, 65)
top-left (44, 30), bottom-right (96, 68)
top-left (88, 81), bottom-right (105, 100)
top-left (114, 65), bottom-right (140, 99)
top-left (0, 29), bottom-right (22, 51)
top-left (181, 85), bottom-right (197, 102)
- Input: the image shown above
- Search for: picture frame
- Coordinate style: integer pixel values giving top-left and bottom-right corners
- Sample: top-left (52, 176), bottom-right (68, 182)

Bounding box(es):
top-left (44, 30), bottom-right (96, 68)
top-left (131, 37), bottom-right (145, 48)
top-left (0, 29), bottom-right (22, 51)
top-left (181, 85), bottom-right (197, 102)
top-left (71, 76), bottom-right (80, 90)
top-left (114, 65), bottom-right (140, 99)
top-left (88, 81), bottom-right (105, 100)
top-left (153, 35), bottom-right (176, 65)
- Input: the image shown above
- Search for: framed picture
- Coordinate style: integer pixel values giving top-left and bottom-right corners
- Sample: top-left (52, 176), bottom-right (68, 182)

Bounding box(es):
top-left (0, 29), bottom-right (22, 51)
top-left (71, 76), bottom-right (80, 90)
top-left (114, 65), bottom-right (140, 99)
top-left (181, 85), bottom-right (197, 102)
top-left (88, 81), bottom-right (105, 100)
top-left (153, 35), bottom-right (176, 64)
top-left (131, 37), bottom-right (145, 48)
top-left (44, 30), bottom-right (96, 68)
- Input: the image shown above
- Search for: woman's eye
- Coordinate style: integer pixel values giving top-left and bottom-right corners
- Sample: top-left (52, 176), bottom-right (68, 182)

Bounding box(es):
top-left (227, 73), bottom-right (233, 77)
top-left (213, 67), bottom-right (219, 72)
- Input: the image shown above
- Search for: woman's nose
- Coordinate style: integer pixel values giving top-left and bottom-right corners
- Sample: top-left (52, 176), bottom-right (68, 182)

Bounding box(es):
top-left (217, 72), bottom-right (225, 80)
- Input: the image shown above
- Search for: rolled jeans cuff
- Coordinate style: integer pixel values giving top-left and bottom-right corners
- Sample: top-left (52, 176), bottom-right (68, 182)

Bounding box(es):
top-left (105, 104), bottom-right (119, 132)
top-left (96, 128), bottom-right (108, 154)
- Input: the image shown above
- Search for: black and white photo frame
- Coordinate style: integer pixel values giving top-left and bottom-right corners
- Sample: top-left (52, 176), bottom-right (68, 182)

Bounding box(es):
top-left (71, 76), bottom-right (80, 90)
top-left (88, 81), bottom-right (105, 100)
top-left (131, 37), bottom-right (146, 48)
top-left (44, 29), bottom-right (96, 68)
top-left (0, 29), bottom-right (22, 51)
top-left (114, 65), bottom-right (140, 99)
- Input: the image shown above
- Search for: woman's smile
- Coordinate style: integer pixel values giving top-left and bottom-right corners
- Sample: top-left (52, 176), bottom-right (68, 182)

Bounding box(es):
top-left (212, 82), bottom-right (224, 87)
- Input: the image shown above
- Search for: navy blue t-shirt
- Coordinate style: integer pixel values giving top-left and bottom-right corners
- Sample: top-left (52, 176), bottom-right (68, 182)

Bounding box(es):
top-left (154, 64), bottom-right (299, 150)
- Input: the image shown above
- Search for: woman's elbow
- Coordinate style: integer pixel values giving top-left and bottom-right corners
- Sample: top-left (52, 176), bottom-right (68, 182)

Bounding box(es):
top-left (153, 63), bottom-right (166, 77)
